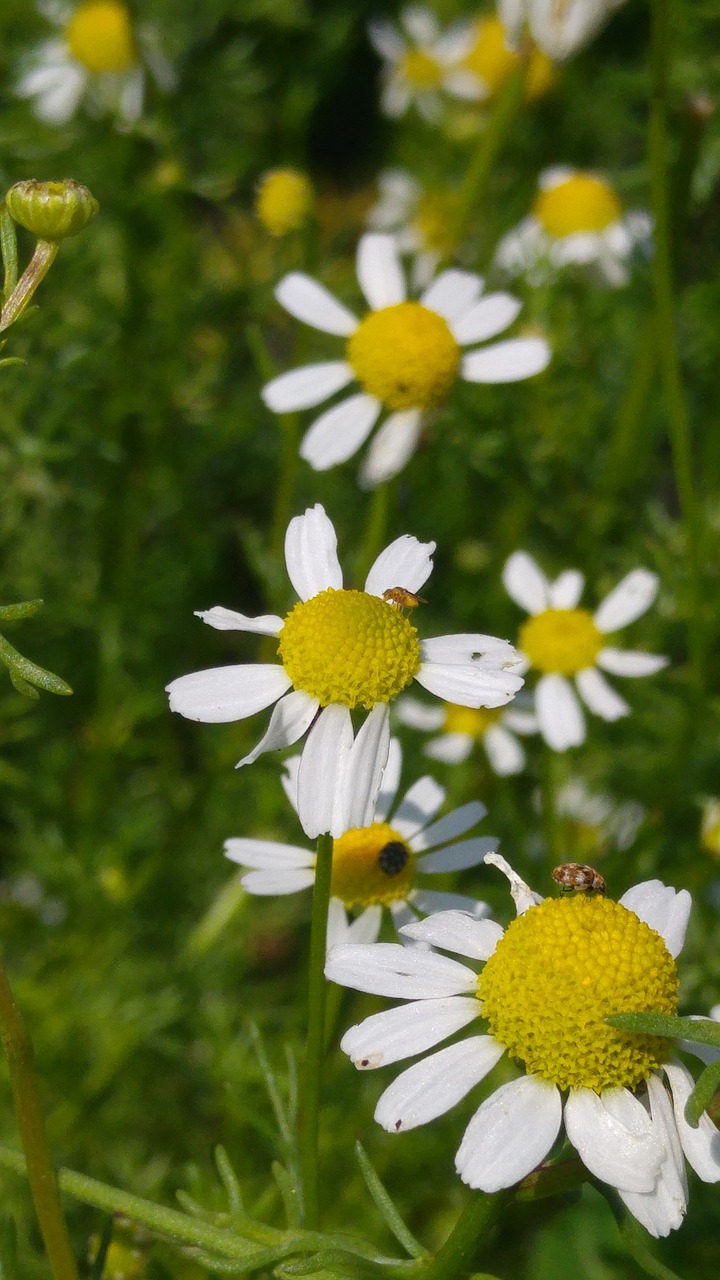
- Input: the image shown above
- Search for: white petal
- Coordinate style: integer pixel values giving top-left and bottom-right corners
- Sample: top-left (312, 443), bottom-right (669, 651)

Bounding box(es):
top-left (374, 735), bottom-right (403, 823)
top-left (275, 272), bottom-right (358, 335)
top-left (166, 664), bottom-right (290, 723)
top-left (284, 503), bottom-right (343, 601)
top-left (364, 533), bottom-right (436, 598)
top-left (619, 1074), bottom-right (686, 1238)
top-left (401, 7), bottom-right (439, 44)
top-left (326, 897), bottom-right (351, 950)
top-left (341, 996), bottom-right (481, 1069)
top-left (367, 18), bottom-right (406, 61)
top-left (342, 904), bottom-right (383, 946)
top-left (195, 606), bottom-right (283, 635)
top-left (300, 394), bottom-right (381, 470)
top-left (564, 1088), bottom-right (663, 1193)
top-left (420, 634), bottom-right (521, 666)
top-left (484, 852), bottom-right (540, 915)
top-left (450, 294), bottom-right (522, 345)
top-left (297, 705), bottom-right (354, 839)
top-left (548, 569), bottom-right (584, 609)
top-left (324, 941), bottom-right (477, 999)
top-left (391, 776), bottom-right (446, 839)
top-left (417, 836), bottom-right (497, 874)
top-left (408, 890), bottom-right (493, 921)
top-left (341, 704), bottom-right (391, 832)
top-left (415, 662), bottom-right (523, 709)
top-left (401, 911), bottom-right (501, 960)
top-left (593, 569), bottom-right (659, 633)
top-left (241, 867), bottom-right (315, 896)
top-left (376, 1036), bottom-right (504, 1132)
top-left (462, 337), bottom-right (551, 383)
top-left (420, 270), bottom-right (484, 322)
top-left (456, 1076), bottom-right (562, 1191)
top-left (618, 882), bottom-right (691, 958)
top-left (261, 362), bottom-right (353, 412)
top-left (359, 409), bottom-right (423, 488)
top-left (536, 674), bottom-right (585, 750)
top-left (394, 696), bottom-right (445, 731)
top-left (281, 754), bottom-right (301, 812)
top-left (575, 667), bottom-right (630, 721)
top-left (502, 552), bottom-right (551, 614)
top-left (224, 838), bottom-right (313, 870)
top-left (356, 233), bottom-right (406, 309)
top-left (484, 724), bottom-right (524, 775)
top-left (425, 733), bottom-right (473, 764)
top-left (597, 648), bottom-right (669, 677)
top-left (410, 800), bottom-right (487, 852)
top-left (664, 1060), bottom-right (720, 1182)
top-left (235, 689), bottom-right (319, 768)
top-left (31, 68), bottom-right (86, 124)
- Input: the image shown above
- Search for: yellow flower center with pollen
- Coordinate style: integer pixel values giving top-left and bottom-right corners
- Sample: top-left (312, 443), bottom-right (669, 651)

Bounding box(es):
top-left (534, 175), bottom-right (622, 237)
top-left (520, 608), bottom-right (603, 676)
top-left (347, 302), bottom-right (460, 411)
top-left (400, 49), bottom-right (443, 89)
top-left (462, 18), bottom-right (519, 96)
top-left (478, 895), bottom-right (679, 1092)
top-left (331, 822), bottom-right (414, 908)
top-left (277, 588), bottom-right (421, 710)
top-left (66, 1), bottom-right (136, 73)
top-left (443, 703), bottom-right (503, 737)
top-left (256, 169), bottom-right (313, 237)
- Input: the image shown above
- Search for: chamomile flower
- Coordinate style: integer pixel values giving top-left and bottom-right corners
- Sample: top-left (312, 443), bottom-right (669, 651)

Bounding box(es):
top-left (225, 739), bottom-right (496, 947)
top-left (495, 167), bottom-right (652, 288)
top-left (368, 6), bottom-right (479, 122)
top-left (166, 504), bottom-right (524, 838)
top-left (498, 0), bottom-right (628, 62)
top-left (367, 171), bottom-right (460, 289)
top-left (16, 1), bottom-right (173, 126)
top-left (262, 233), bottom-right (551, 488)
top-left (460, 15), bottom-right (555, 102)
top-left (395, 694), bottom-right (537, 774)
top-left (326, 854), bottom-right (720, 1238)
top-left (503, 551), bottom-right (668, 751)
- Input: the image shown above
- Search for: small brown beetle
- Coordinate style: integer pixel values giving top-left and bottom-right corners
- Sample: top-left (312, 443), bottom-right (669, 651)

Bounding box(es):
top-left (382, 586), bottom-right (427, 612)
top-left (551, 862), bottom-right (606, 896)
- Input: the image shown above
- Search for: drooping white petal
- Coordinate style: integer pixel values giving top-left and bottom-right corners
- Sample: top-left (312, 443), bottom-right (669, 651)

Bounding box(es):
top-left (324, 941), bottom-right (477, 999)
top-left (461, 337), bottom-right (551, 383)
top-left (593, 569), bottom-right (659, 633)
top-left (401, 911), bottom-right (502, 960)
top-left (296, 704), bottom-right (354, 839)
top-left (240, 867), bottom-right (316, 896)
top-left (394, 696), bottom-right (445, 732)
top-left (618, 882), bottom-right (691, 959)
top-left (409, 889), bottom-right (494, 921)
top-left (364, 533), bottom-right (436, 598)
top-left (300, 394), bottom-right (382, 471)
top-left (262, 362), bottom-right (354, 412)
top-left (340, 903), bottom-right (383, 947)
top-left (420, 270), bottom-right (484, 322)
top-left (425, 732), bottom-right (474, 764)
top-left (597, 648), bottom-right (669, 677)
top-left (359, 409), bottom-right (423, 488)
top-left (618, 1073), bottom-right (687, 1238)
top-left (166, 664), bottom-right (291, 723)
top-left (575, 667), bottom-right (630, 721)
top-left (535, 673), bottom-right (585, 750)
top-left (391, 775), bottom-right (446, 839)
top-left (235, 689), bottom-right (319, 768)
top-left (341, 996), bottom-right (481, 1069)
top-left (450, 294), bottom-right (522, 345)
top-left (374, 735), bottom-right (403, 823)
top-left (27, 64), bottom-right (86, 124)
top-left (564, 1088), bottom-right (663, 1193)
top-left (224, 838), bottom-right (313, 870)
top-left (194, 606), bottom-right (283, 635)
top-left (281, 754), bottom-right (301, 813)
top-left (548, 569), bottom-right (585, 609)
top-left (275, 272), bottom-right (358, 335)
top-left (410, 800), bottom-right (486, 852)
top-left (417, 836), bottom-right (498, 874)
top-left (484, 852), bottom-right (541, 915)
top-left (284, 503), bottom-right (343, 601)
top-left (484, 724), bottom-right (525, 775)
top-left (356, 233), bottom-right (406, 309)
top-left (665, 1060), bottom-right (720, 1182)
top-left (456, 1076), bottom-right (562, 1191)
top-left (341, 703), bottom-right (391, 832)
top-left (502, 551), bottom-right (551, 615)
top-left (376, 1036), bottom-right (504, 1132)
top-left (415, 661), bottom-right (524, 709)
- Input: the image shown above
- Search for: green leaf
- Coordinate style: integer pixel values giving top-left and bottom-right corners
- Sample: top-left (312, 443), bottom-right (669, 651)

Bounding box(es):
top-left (354, 1142), bottom-right (425, 1259)
top-left (607, 1012), bottom-right (720, 1046)
top-left (684, 1058), bottom-right (720, 1128)
top-left (0, 1217), bottom-right (19, 1280)
top-left (88, 1217), bottom-right (114, 1280)
top-left (0, 599), bottom-right (44, 621)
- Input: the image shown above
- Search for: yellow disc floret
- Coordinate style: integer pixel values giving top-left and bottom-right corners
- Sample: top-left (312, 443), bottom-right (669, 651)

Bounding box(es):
top-left (66, 2), bottom-right (136, 74)
top-left (278, 588), bottom-right (421, 709)
top-left (478, 895), bottom-right (679, 1092)
top-left (256, 169), bottom-right (314, 237)
top-left (400, 49), bottom-right (443, 89)
top-left (462, 18), bottom-right (519, 96)
top-left (520, 608), bottom-right (603, 675)
top-left (347, 302), bottom-right (460, 411)
top-left (443, 703), bottom-right (503, 737)
top-left (534, 174), bottom-right (622, 237)
top-left (331, 822), bottom-right (414, 908)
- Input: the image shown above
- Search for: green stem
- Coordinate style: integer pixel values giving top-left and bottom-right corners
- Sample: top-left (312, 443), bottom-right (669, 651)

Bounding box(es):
top-left (0, 205), bottom-right (19, 299)
top-left (0, 240), bottom-right (58, 333)
top-left (648, 0), bottom-right (705, 688)
top-left (454, 65), bottom-right (526, 247)
top-left (355, 482), bottom-right (393, 587)
top-left (600, 312), bottom-right (656, 497)
top-left (270, 412), bottom-right (301, 563)
top-left (419, 1192), bottom-right (507, 1280)
top-left (542, 748), bottom-right (562, 881)
top-left (299, 831), bottom-right (333, 1228)
top-left (0, 964), bottom-right (79, 1280)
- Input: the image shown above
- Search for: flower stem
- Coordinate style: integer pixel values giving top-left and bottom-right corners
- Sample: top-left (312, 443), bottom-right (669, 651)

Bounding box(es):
top-left (454, 65), bottom-right (526, 248)
top-left (0, 960), bottom-right (79, 1280)
top-left (299, 831), bottom-right (333, 1228)
top-left (355, 481), bottom-right (393, 586)
top-left (0, 240), bottom-right (58, 333)
top-left (419, 1192), bottom-right (508, 1280)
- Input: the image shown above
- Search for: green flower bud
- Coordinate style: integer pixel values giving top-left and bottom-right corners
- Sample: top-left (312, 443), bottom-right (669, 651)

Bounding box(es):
top-left (5, 179), bottom-right (99, 241)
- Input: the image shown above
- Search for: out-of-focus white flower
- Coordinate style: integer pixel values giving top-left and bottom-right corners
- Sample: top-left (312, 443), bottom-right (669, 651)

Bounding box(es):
top-left (368, 5), bottom-right (479, 121)
top-left (498, 0), bottom-right (628, 62)
top-left (460, 14), bottom-right (555, 101)
top-left (396, 694), bottom-right (537, 775)
top-left (367, 171), bottom-right (460, 289)
top-left (555, 778), bottom-right (645, 855)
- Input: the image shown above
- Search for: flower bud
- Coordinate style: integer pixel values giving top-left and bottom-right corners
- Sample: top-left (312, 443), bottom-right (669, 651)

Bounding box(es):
top-left (5, 179), bottom-right (99, 241)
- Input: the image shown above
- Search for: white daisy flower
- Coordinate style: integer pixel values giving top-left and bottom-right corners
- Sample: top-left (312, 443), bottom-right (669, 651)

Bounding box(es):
top-left (368, 6), bottom-right (480, 122)
top-left (262, 232), bottom-right (551, 489)
top-left (498, 0), bottom-right (628, 62)
top-left (460, 14), bottom-right (555, 103)
top-left (395, 694), bottom-right (537, 775)
top-left (225, 739), bottom-right (496, 947)
top-left (494, 167), bottom-right (652, 288)
top-left (326, 853), bottom-right (720, 1238)
top-left (503, 550), bottom-right (668, 751)
top-left (555, 778), bottom-right (645, 855)
top-left (166, 504), bottom-right (525, 838)
top-left (367, 170), bottom-right (457, 290)
top-left (16, 1), bottom-right (174, 126)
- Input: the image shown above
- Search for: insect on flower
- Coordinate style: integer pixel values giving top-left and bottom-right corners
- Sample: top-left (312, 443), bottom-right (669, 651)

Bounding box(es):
top-left (552, 862), bottom-right (606, 896)
top-left (383, 586), bottom-right (427, 611)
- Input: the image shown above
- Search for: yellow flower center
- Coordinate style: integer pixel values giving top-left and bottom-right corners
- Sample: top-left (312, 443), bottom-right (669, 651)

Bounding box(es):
top-left (400, 49), bottom-right (443, 89)
top-left (442, 703), bottom-right (503, 738)
top-left (462, 18), bottom-right (519, 95)
top-left (478, 895), bottom-right (679, 1092)
top-left (66, 2), bottom-right (136, 74)
top-left (256, 169), bottom-right (313, 237)
top-left (525, 49), bottom-right (556, 101)
top-left (519, 608), bottom-right (603, 676)
top-left (277, 588), bottom-right (421, 710)
top-left (347, 302), bottom-right (460, 411)
top-left (331, 822), bottom-right (414, 908)
top-left (534, 175), bottom-right (622, 237)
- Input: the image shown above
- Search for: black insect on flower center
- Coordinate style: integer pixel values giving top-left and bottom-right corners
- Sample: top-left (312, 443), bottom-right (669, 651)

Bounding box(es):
top-left (378, 841), bottom-right (409, 877)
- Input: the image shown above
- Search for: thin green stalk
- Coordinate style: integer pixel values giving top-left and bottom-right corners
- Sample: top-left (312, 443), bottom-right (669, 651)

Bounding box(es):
top-left (0, 205), bottom-right (19, 298)
top-left (355, 482), bottom-right (393, 586)
top-left (299, 831), bottom-right (333, 1228)
top-left (453, 65), bottom-right (526, 247)
top-left (0, 240), bottom-right (58, 333)
top-left (648, 0), bottom-right (705, 688)
top-left (419, 1192), bottom-right (507, 1280)
top-left (542, 748), bottom-right (562, 882)
top-left (601, 313), bottom-right (656, 497)
top-left (0, 963), bottom-right (79, 1280)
